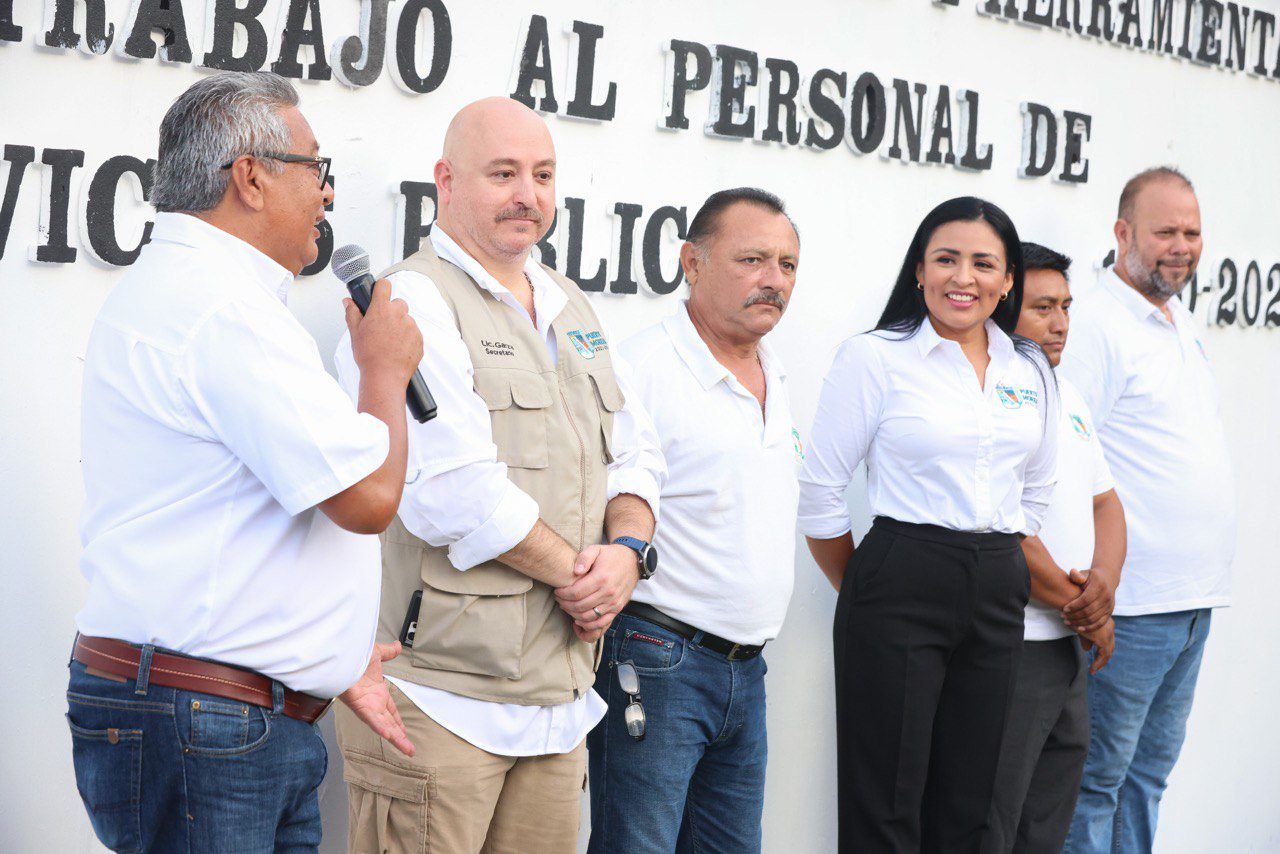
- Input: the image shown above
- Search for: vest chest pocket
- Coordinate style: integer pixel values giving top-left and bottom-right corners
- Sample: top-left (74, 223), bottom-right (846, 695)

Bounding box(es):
top-left (412, 558), bottom-right (535, 680)
top-left (474, 369), bottom-right (552, 469)
top-left (588, 371), bottom-right (625, 464)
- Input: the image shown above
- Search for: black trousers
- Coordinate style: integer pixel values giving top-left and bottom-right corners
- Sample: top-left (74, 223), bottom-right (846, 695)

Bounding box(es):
top-left (833, 517), bottom-right (1030, 854)
top-left (980, 637), bottom-right (1089, 854)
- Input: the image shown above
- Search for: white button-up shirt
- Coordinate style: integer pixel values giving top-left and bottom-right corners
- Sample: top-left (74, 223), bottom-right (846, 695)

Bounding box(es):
top-left (621, 303), bottom-right (800, 645)
top-left (77, 213), bottom-right (390, 698)
top-left (799, 319), bottom-right (1058, 540)
top-left (1025, 378), bottom-right (1114, 641)
top-left (1060, 267), bottom-right (1234, 616)
top-left (334, 227), bottom-right (665, 756)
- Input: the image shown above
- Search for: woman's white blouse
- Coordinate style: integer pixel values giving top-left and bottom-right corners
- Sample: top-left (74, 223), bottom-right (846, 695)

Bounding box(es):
top-left (799, 319), bottom-right (1058, 539)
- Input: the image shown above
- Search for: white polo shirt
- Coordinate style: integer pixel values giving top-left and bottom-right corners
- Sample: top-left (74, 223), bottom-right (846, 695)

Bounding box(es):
top-left (621, 302), bottom-right (801, 646)
top-left (800, 319), bottom-right (1058, 540)
top-left (77, 213), bottom-right (389, 699)
top-left (1060, 267), bottom-right (1235, 616)
top-left (1024, 378), bottom-right (1114, 641)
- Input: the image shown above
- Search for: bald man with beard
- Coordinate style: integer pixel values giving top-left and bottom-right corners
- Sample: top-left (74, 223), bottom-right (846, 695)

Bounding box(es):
top-left (332, 98), bottom-right (665, 853)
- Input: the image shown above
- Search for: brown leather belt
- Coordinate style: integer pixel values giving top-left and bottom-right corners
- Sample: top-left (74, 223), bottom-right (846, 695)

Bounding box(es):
top-left (73, 635), bottom-right (332, 725)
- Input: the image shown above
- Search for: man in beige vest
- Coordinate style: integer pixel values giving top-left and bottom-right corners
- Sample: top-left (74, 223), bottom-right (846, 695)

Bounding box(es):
top-left (333, 98), bottom-right (665, 853)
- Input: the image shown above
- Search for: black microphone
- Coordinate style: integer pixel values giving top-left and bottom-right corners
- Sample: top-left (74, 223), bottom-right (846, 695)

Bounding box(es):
top-left (331, 244), bottom-right (437, 423)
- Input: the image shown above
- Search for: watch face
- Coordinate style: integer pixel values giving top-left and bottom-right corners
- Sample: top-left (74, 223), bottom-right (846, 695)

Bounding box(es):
top-left (641, 544), bottom-right (659, 576)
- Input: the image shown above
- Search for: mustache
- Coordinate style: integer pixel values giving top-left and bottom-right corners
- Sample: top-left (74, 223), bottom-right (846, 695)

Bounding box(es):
top-left (744, 290), bottom-right (787, 311)
top-left (495, 206), bottom-right (544, 225)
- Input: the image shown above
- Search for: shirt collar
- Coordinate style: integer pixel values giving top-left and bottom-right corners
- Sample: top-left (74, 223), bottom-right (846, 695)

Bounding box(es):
top-left (148, 212), bottom-right (293, 303)
top-left (912, 316), bottom-right (1013, 360)
top-left (429, 226), bottom-right (560, 306)
top-left (1100, 264), bottom-right (1166, 323)
top-left (663, 301), bottom-right (786, 391)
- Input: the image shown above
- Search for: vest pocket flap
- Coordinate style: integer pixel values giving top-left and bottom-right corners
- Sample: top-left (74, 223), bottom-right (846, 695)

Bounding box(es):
top-left (473, 369), bottom-right (513, 409)
top-left (510, 373), bottom-right (553, 409)
top-left (589, 371), bottom-right (625, 412)
top-left (343, 755), bottom-right (427, 804)
top-left (421, 556), bottom-right (534, 596)
top-left (474, 370), bottom-right (553, 410)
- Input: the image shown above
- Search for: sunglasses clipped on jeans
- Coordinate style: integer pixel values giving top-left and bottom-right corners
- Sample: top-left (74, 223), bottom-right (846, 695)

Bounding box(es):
top-left (616, 661), bottom-right (646, 741)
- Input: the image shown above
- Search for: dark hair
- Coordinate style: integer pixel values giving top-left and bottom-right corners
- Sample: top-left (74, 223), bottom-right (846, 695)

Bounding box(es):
top-left (1021, 241), bottom-right (1072, 280)
top-left (875, 196), bottom-right (1024, 337)
top-left (1117, 166), bottom-right (1194, 220)
top-left (874, 196), bottom-right (1053, 395)
top-left (686, 187), bottom-right (797, 250)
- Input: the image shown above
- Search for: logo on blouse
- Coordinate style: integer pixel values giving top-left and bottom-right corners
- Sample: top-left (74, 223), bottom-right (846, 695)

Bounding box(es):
top-left (996, 384), bottom-right (1023, 409)
top-left (567, 329), bottom-right (608, 360)
top-left (792, 428), bottom-right (805, 462)
top-left (1069, 414), bottom-right (1092, 440)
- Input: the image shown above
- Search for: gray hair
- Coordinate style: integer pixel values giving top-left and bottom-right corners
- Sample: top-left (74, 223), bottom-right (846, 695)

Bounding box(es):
top-left (151, 72), bottom-right (299, 213)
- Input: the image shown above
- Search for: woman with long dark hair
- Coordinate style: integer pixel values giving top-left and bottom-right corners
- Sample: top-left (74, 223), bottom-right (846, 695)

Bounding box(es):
top-left (799, 197), bottom-right (1058, 852)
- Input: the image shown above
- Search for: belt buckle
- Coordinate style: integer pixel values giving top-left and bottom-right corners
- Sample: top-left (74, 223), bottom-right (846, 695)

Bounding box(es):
top-left (728, 643), bottom-right (742, 661)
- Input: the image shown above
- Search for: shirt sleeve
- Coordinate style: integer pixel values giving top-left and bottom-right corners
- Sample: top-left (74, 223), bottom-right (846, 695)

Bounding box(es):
top-left (598, 314), bottom-right (666, 522)
top-left (182, 298), bottom-right (389, 517)
top-left (798, 335), bottom-right (885, 539)
top-left (1019, 357), bottom-right (1060, 537)
top-left (1059, 314), bottom-right (1123, 431)
top-left (333, 270), bottom-right (538, 570)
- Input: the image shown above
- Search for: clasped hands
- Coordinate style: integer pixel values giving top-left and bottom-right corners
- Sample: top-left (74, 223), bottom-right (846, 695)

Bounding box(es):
top-left (554, 543), bottom-right (641, 642)
top-left (1062, 567), bottom-right (1117, 673)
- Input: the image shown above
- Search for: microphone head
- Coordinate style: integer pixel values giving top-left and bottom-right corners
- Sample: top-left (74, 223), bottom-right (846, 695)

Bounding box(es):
top-left (331, 244), bottom-right (370, 283)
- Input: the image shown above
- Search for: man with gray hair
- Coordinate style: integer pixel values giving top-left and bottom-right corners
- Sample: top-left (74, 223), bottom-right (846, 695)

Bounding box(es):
top-left (1061, 168), bottom-right (1236, 853)
top-left (69, 72), bottom-right (420, 852)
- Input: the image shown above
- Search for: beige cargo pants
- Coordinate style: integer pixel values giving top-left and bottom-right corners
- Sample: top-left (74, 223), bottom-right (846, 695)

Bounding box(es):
top-left (334, 684), bottom-right (586, 854)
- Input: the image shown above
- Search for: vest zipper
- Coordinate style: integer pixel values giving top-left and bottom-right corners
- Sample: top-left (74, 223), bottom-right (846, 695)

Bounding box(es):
top-left (556, 379), bottom-right (587, 695)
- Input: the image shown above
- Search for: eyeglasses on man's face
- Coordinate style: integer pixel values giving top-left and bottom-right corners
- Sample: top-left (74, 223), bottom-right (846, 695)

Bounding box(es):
top-left (220, 153), bottom-right (332, 188)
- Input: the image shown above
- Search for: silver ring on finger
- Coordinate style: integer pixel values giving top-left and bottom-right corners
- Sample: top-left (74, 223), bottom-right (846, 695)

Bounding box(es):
top-left (593, 606), bottom-right (605, 618)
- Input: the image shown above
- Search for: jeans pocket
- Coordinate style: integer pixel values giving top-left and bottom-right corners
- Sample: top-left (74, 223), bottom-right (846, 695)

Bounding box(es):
top-left (67, 716), bottom-right (143, 853)
top-left (617, 625), bottom-right (685, 674)
top-left (183, 697), bottom-right (271, 756)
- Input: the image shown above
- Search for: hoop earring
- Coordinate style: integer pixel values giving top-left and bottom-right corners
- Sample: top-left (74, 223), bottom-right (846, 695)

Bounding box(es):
top-left (916, 282), bottom-right (924, 291)
top-left (1000, 291), bottom-right (1010, 301)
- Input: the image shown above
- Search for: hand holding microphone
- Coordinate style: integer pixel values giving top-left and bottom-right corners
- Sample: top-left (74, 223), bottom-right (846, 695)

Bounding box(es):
top-left (332, 245), bottom-right (437, 423)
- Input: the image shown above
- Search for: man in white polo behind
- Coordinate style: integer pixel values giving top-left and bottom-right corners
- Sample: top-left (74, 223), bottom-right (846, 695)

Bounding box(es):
top-left (1062, 167), bottom-right (1236, 854)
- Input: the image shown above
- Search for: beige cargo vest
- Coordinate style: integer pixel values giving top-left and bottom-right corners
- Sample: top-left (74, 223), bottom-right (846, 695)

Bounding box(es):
top-left (376, 240), bottom-right (623, 706)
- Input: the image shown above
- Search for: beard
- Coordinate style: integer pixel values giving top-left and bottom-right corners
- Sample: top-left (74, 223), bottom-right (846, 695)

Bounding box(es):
top-left (1125, 243), bottom-right (1193, 301)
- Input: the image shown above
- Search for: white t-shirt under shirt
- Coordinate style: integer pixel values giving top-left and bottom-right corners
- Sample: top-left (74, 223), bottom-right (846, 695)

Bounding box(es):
top-left (621, 302), bottom-right (800, 646)
top-left (1061, 268), bottom-right (1235, 616)
top-left (1024, 379), bottom-right (1114, 641)
top-left (77, 213), bottom-right (389, 699)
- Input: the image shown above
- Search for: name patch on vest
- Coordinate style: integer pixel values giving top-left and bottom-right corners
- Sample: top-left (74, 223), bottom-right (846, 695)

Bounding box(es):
top-left (482, 339), bottom-right (517, 358)
top-left (567, 329), bottom-right (608, 360)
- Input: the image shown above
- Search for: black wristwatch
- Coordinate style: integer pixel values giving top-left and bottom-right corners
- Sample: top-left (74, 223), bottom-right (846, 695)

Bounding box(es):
top-left (612, 536), bottom-right (658, 580)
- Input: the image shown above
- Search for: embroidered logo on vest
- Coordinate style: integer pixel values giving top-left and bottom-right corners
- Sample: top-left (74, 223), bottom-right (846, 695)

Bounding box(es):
top-left (567, 329), bottom-right (608, 360)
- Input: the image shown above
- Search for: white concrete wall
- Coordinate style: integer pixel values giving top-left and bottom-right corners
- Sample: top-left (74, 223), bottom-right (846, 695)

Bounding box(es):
top-left (2, 1), bottom-right (1278, 851)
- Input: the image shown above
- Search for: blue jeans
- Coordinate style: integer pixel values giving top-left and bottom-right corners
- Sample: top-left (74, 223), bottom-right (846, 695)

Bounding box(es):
top-left (587, 613), bottom-right (769, 854)
top-left (66, 654), bottom-right (329, 853)
top-left (1065, 609), bottom-right (1213, 854)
